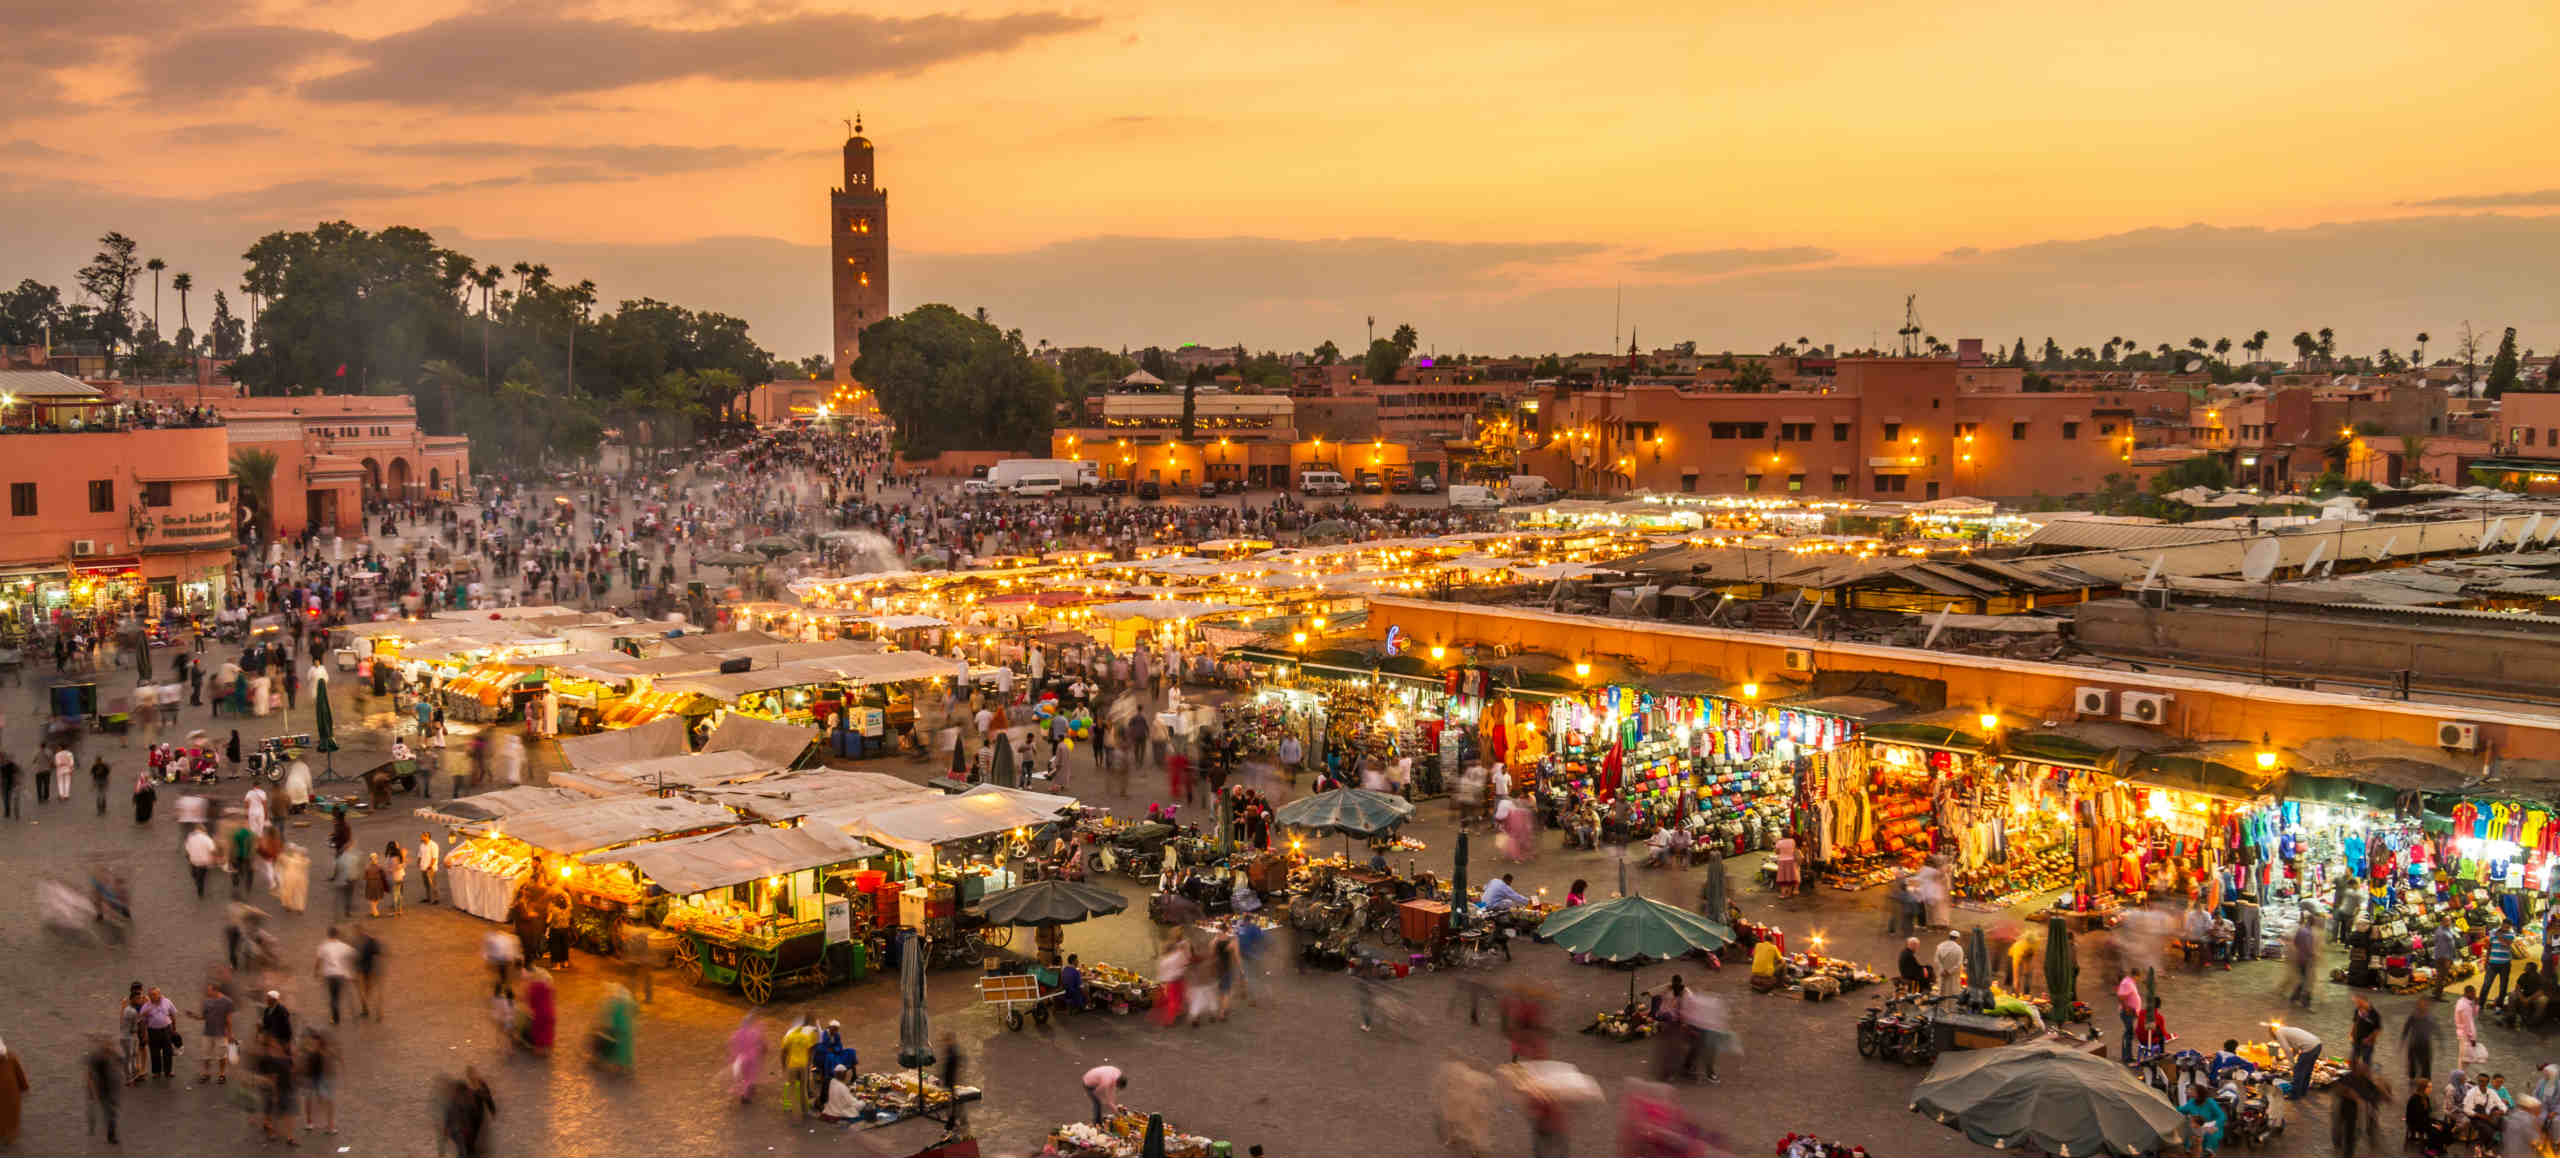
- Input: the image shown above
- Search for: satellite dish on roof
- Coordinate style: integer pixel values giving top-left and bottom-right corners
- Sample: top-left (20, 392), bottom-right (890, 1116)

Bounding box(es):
top-left (2517, 513), bottom-right (2547, 553)
top-left (2302, 541), bottom-right (2328, 575)
top-left (2182, 358), bottom-right (2205, 374)
top-left (2138, 554), bottom-right (2163, 592)
top-left (2369, 534), bottom-right (2396, 562)
top-left (2240, 537), bottom-right (2282, 584)
top-left (2480, 517), bottom-right (2508, 552)
top-left (1922, 602), bottom-right (1956, 650)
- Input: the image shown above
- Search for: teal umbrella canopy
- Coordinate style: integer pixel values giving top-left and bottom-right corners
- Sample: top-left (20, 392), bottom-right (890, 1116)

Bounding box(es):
top-left (1272, 788), bottom-right (1414, 837)
top-left (311, 676), bottom-right (340, 754)
top-left (978, 879), bottom-right (1128, 927)
top-left (1535, 894), bottom-right (1733, 963)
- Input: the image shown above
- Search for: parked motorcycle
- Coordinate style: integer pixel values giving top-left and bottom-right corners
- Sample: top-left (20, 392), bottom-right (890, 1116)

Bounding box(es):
top-left (1855, 996), bottom-right (1936, 1065)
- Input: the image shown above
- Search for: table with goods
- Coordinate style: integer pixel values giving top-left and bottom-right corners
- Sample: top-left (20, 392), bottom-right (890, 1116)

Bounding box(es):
top-left (1045, 1109), bottom-right (1223, 1158)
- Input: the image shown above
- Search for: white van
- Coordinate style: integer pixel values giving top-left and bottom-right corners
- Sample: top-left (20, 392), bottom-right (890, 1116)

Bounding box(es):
top-left (1505, 474), bottom-right (1556, 503)
top-left (988, 458), bottom-right (1101, 492)
top-left (1300, 470), bottom-right (1350, 496)
top-left (1447, 484), bottom-right (1502, 510)
top-left (1009, 475), bottom-right (1065, 497)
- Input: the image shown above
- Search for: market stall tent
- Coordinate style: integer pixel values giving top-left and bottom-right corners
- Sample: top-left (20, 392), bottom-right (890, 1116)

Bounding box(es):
top-left (494, 796), bottom-right (737, 854)
top-left (840, 791), bottom-right (1058, 860)
top-left (698, 769), bottom-right (939, 823)
top-left (578, 824), bottom-right (882, 895)
top-left (551, 750), bottom-right (785, 797)
top-left (417, 787), bottom-right (586, 826)
top-left (558, 715), bottom-right (691, 769)
top-left (703, 712), bottom-right (817, 769)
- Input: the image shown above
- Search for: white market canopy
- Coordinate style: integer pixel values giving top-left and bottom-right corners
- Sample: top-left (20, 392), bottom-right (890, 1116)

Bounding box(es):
top-left (553, 750), bottom-right (785, 796)
top-left (579, 824), bottom-right (880, 896)
top-left (694, 769), bottom-right (938, 823)
top-left (1086, 599), bottom-right (1245, 622)
top-left (836, 790), bottom-right (1062, 857)
top-left (557, 715), bottom-right (691, 770)
top-left (701, 713), bottom-right (817, 768)
top-left (489, 795), bottom-right (736, 855)
top-left (416, 786), bottom-right (587, 826)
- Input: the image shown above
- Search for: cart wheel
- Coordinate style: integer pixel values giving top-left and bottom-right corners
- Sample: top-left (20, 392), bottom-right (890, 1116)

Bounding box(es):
top-left (739, 954), bottom-right (775, 1005)
top-left (1005, 1009), bottom-right (1025, 1031)
top-left (1032, 1004), bottom-right (1050, 1026)
top-left (674, 937), bottom-right (703, 984)
top-left (981, 925), bottom-right (1014, 950)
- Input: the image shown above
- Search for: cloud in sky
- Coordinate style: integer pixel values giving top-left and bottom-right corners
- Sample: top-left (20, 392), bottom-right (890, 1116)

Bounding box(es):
top-left (137, 24), bottom-right (351, 100)
top-left (1633, 246), bottom-right (1838, 277)
top-left (299, 10), bottom-right (1100, 108)
top-left (360, 141), bottom-right (784, 179)
top-left (2398, 189), bottom-right (2560, 209)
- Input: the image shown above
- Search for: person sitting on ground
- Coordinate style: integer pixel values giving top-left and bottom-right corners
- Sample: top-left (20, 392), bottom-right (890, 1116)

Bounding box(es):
top-left (819, 1065), bottom-right (864, 1122)
top-left (2208, 1039), bottom-right (2261, 1084)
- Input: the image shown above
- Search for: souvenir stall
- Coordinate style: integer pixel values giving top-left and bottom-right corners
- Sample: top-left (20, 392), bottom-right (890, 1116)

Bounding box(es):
top-left (439, 796), bottom-right (738, 924)
top-left (1531, 681), bottom-right (1862, 860)
top-left (2060, 747), bottom-right (2285, 930)
top-left (1825, 714), bottom-right (1993, 891)
top-left (582, 824), bottom-right (887, 1001)
top-left (1048, 1109), bottom-right (1223, 1158)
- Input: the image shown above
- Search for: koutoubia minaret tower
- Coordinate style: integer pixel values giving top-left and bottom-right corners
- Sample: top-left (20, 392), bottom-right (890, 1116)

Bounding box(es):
top-left (829, 117), bottom-right (889, 381)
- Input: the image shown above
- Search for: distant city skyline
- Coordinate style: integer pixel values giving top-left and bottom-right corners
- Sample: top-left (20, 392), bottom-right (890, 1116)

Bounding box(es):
top-left (4, 0), bottom-right (2556, 362)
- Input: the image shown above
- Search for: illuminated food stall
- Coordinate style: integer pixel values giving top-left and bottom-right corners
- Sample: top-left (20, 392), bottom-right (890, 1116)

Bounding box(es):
top-left (440, 796), bottom-right (737, 925)
top-left (581, 824), bottom-right (887, 1002)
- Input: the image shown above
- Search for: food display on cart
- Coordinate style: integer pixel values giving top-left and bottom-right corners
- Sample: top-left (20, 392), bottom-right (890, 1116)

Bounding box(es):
top-left (854, 1070), bottom-right (982, 1123)
top-left (1047, 1109), bottom-right (1220, 1158)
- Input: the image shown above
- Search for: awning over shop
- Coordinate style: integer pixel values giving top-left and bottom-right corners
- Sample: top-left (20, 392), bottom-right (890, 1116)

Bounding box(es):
top-left (702, 713), bottom-right (816, 769)
top-left (2005, 721), bottom-right (2179, 771)
top-left (1864, 708), bottom-right (1994, 753)
top-left (2124, 744), bottom-right (2287, 799)
top-left (490, 796), bottom-right (736, 854)
top-left (959, 783), bottom-right (1077, 819)
top-left (579, 824), bottom-right (880, 895)
top-left (557, 715), bottom-right (690, 770)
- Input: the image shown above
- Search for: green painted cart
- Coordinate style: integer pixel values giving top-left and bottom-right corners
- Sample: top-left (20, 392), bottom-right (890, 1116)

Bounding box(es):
top-left (671, 918), bottom-right (854, 1004)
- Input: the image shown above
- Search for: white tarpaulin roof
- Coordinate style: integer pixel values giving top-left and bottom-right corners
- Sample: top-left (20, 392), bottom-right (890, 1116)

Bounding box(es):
top-left (1088, 599), bottom-right (1244, 622)
top-left (493, 796), bottom-right (736, 854)
top-left (959, 783), bottom-right (1077, 819)
top-left (858, 615), bottom-right (950, 632)
top-left (416, 787), bottom-right (588, 826)
top-left (694, 770), bottom-right (937, 822)
top-left (702, 713), bottom-right (815, 768)
top-left (837, 791), bottom-right (1055, 856)
top-left (579, 824), bottom-right (880, 895)
top-left (556, 750), bottom-right (783, 795)
top-left (557, 716), bottom-right (690, 770)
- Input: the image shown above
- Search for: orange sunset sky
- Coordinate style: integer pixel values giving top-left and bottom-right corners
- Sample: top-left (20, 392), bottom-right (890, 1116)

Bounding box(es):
top-left (4, 0), bottom-right (2557, 358)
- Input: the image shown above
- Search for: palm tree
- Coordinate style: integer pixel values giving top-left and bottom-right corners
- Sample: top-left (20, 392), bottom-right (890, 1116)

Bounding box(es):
top-left (171, 273), bottom-right (194, 349)
top-left (418, 359), bottom-right (472, 438)
top-left (2245, 330), bottom-right (2269, 364)
top-left (2414, 332), bottom-right (2431, 365)
top-left (2213, 337), bottom-right (2232, 365)
top-left (145, 257), bottom-right (166, 337)
top-left (510, 261), bottom-right (532, 292)
top-left (229, 448), bottom-right (279, 540)
top-left (563, 278), bottom-right (597, 395)
top-left (2398, 434), bottom-right (2431, 485)
top-left (473, 264), bottom-right (502, 381)
top-left (2316, 327), bottom-right (2336, 366)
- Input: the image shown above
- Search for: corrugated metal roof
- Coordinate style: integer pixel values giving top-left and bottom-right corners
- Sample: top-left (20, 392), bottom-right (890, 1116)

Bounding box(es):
top-left (2020, 519), bottom-right (2242, 552)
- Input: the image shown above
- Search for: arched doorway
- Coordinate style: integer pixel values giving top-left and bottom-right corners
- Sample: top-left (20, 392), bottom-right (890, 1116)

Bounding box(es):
top-left (360, 458), bottom-right (382, 499)
top-left (429, 467), bottom-right (441, 495)
top-left (387, 458), bottom-right (412, 497)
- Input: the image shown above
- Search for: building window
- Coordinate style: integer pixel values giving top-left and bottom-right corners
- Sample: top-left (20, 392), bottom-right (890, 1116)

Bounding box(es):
top-left (1955, 422), bottom-right (1978, 438)
top-left (215, 479), bottom-right (230, 502)
top-left (1787, 472), bottom-right (1806, 492)
top-left (1778, 422), bottom-right (1814, 442)
top-left (9, 482), bottom-right (33, 517)
top-left (1872, 473), bottom-right (1908, 493)
top-left (2099, 422), bottom-right (2117, 435)
top-left (2528, 428), bottom-right (2539, 447)
top-left (2012, 422), bottom-right (2029, 440)
top-left (88, 479), bottom-right (113, 513)
top-left (1743, 473), bottom-right (1762, 492)
top-left (849, 215), bottom-right (873, 234)
top-left (1707, 422), bottom-right (1767, 439)
top-left (1832, 422), bottom-right (1851, 442)
top-left (1830, 472), bottom-right (1851, 493)
top-left (2061, 422), bottom-right (2081, 440)
top-left (1680, 472), bottom-right (1699, 493)
top-left (143, 482), bottom-right (172, 508)
top-left (1881, 422), bottom-right (1901, 441)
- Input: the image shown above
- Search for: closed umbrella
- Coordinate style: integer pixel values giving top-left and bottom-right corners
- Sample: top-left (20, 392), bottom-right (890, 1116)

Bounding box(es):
top-left (1214, 789), bottom-right (1234, 858)
top-left (991, 733), bottom-right (1017, 788)
top-left (1965, 927), bottom-right (1992, 1009)
top-left (2044, 916), bottom-right (2078, 1006)
top-left (1138, 1112), bottom-right (1167, 1158)
top-left (311, 672), bottom-right (340, 776)
top-left (1450, 829), bottom-right (1470, 932)
top-left (1699, 846), bottom-right (1731, 935)
top-left (1912, 1041), bottom-right (2189, 1156)
top-left (896, 930), bottom-right (932, 1069)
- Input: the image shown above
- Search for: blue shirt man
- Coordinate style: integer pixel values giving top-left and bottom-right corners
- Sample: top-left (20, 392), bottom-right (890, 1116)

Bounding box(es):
top-left (1481, 875), bottom-right (1529, 911)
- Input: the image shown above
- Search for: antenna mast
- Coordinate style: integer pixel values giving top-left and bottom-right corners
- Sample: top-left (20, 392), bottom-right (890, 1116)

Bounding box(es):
top-left (1897, 294), bottom-right (1923, 357)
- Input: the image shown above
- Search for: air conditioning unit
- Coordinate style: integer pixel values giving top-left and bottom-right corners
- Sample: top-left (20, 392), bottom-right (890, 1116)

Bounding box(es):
top-left (2439, 721), bottom-right (2481, 752)
top-left (70, 539), bottom-right (96, 556)
top-left (2119, 691), bottom-right (2171, 725)
top-left (1781, 648), bottom-right (1814, 673)
top-left (2074, 686), bottom-right (2115, 717)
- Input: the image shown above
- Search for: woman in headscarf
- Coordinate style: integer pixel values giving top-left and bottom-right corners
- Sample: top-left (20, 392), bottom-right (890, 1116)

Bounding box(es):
top-left (726, 1015), bottom-right (766, 1103)
top-left (130, 767), bottom-right (156, 824)
top-left (225, 730), bottom-right (243, 779)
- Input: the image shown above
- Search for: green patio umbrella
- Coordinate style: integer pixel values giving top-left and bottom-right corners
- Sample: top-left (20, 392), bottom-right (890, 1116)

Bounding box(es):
top-left (978, 879), bottom-right (1128, 926)
top-left (748, 534), bottom-right (801, 557)
top-left (2044, 915), bottom-right (2077, 1006)
top-left (700, 550), bottom-right (766, 568)
top-left (1138, 1112), bottom-right (1167, 1158)
top-left (1535, 876), bottom-right (1733, 1006)
top-left (1912, 1041), bottom-right (2189, 1156)
top-left (1450, 829), bottom-right (1470, 931)
top-left (311, 672), bottom-right (340, 775)
top-left (1273, 787), bottom-right (1416, 859)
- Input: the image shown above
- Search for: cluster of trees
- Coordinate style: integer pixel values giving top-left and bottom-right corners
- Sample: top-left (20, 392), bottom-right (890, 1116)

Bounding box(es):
top-left (0, 232), bottom-right (246, 376)
top-left (4, 226), bottom-right (780, 471)
top-left (851, 304), bottom-right (1060, 458)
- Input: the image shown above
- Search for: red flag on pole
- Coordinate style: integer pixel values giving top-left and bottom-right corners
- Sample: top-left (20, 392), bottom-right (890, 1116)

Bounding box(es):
top-left (334, 363), bottom-right (347, 377)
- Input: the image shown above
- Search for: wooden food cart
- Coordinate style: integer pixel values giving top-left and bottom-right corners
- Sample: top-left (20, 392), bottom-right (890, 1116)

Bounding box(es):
top-left (583, 824), bottom-right (886, 1004)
